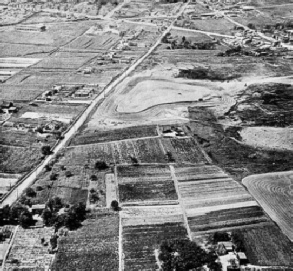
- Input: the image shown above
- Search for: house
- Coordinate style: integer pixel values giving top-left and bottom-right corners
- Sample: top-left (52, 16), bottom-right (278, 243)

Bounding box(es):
top-left (8, 106), bottom-right (18, 114)
top-left (31, 204), bottom-right (46, 215)
top-left (72, 87), bottom-right (94, 98)
top-left (1, 101), bottom-right (13, 109)
top-left (237, 252), bottom-right (248, 265)
top-left (217, 241), bottom-right (234, 255)
top-left (15, 24), bottom-right (46, 32)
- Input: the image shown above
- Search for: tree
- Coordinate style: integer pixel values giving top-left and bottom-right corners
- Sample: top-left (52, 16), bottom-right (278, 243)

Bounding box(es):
top-left (50, 234), bottom-right (58, 249)
top-left (111, 200), bottom-right (119, 211)
top-left (90, 174), bottom-right (98, 181)
top-left (50, 173), bottom-right (58, 181)
top-left (212, 232), bottom-right (230, 243)
top-left (65, 171), bottom-right (72, 178)
top-left (19, 210), bottom-right (33, 228)
top-left (41, 145), bottom-right (51, 156)
top-left (42, 208), bottom-right (53, 226)
top-left (247, 23), bottom-right (256, 30)
top-left (71, 202), bottom-right (86, 221)
top-left (25, 187), bottom-right (36, 198)
top-left (95, 160), bottom-right (109, 170)
top-left (159, 239), bottom-right (213, 271)
top-left (9, 204), bottom-right (28, 222)
top-left (46, 197), bottom-right (63, 213)
top-left (44, 165), bottom-right (52, 171)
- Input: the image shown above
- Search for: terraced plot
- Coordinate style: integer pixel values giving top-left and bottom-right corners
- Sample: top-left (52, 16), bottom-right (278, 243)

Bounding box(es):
top-left (117, 165), bottom-right (177, 205)
top-left (243, 171), bottom-right (293, 241)
top-left (121, 206), bottom-right (188, 271)
top-left (174, 165), bottom-right (269, 237)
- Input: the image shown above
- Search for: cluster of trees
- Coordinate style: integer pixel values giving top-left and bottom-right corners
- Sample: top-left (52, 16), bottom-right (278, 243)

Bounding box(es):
top-left (162, 33), bottom-right (216, 50)
top-left (42, 197), bottom-right (86, 231)
top-left (0, 204), bottom-right (34, 228)
top-left (159, 239), bottom-right (221, 271)
top-left (177, 67), bottom-right (239, 81)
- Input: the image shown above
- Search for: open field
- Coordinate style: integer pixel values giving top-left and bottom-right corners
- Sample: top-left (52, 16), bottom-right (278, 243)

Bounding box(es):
top-left (240, 127), bottom-right (293, 150)
top-left (70, 125), bottom-right (158, 146)
top-left (117, 165), bottom-right (177, 205)
top-left (0, 84), bottom-right (49, 102)
top-left (0, 21), bottom-right (96, 47)
top-left (121, 205), bottom-right (187, 270)
top-left (232, 223), bottom-right (293, 266)
top-left (4, 226), bottom-right (55, 270)
top-left (243, 171), bottom-right (293, 241)
top-left (52, 211), bottom-right (119, 271)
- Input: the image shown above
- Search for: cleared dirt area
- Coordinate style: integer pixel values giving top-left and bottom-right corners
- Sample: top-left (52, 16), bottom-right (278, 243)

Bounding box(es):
top-left (240, 127), bottom-right (293, 150)
top-left (243, 171), bottom-right (293, 241)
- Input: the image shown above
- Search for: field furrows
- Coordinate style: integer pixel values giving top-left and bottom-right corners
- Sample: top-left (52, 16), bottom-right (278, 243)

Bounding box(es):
top-left (67, 137), bottom-right (207, 165)
top-left (243, 172), bottom-right (293, 241)
top-left (161, 138), bottom-right (207, 164)
top-left (121, 205), bottom-right (184, 227)
top-left (51, 212), bottom-right (119, 271)
top-left (173, 165), bottom-right (268, 234)
top-left (117, 165), bottom-right (178, 204)
top-left (122, 222), bottom-right (188, 271)
top-left (232, 223), bottom-right (293, 266)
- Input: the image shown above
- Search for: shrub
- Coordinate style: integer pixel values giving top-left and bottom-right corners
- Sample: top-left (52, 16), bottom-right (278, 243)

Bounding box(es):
top-left (36, 186), bottom-right (44, 192)
top-left (44, 165), bottom-right (52, 171)
top-left (90, 174), bottom-right (98, 181)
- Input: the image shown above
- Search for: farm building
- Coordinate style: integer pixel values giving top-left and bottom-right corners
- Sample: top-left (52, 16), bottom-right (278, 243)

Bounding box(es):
top-left (30, 204), bottom-right (46, 215)
top-left (236, 252), bottom-right (248, 265)
top-left (72, 87), bottom-right (95, 98)
top-left (217, 241), bottom-right (234, 255)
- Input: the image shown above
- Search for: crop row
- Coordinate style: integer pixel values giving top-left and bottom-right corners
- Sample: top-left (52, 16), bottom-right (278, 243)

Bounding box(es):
top-left (51, 212), bottom-right (119, 270)
top-left (122, 222), bottom-right (188, 271)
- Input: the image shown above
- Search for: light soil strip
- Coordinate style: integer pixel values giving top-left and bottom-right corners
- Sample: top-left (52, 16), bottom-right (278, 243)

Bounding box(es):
top-left (105, 173), bottom-right (118, 208)
top-left (170, 165), bottom-right (192, 240)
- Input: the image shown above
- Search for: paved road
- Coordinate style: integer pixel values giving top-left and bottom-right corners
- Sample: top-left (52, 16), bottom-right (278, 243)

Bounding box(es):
top-left (172, 26), bottom-right (235, 38)
top-left (0, 0), bottom-right (191, 208)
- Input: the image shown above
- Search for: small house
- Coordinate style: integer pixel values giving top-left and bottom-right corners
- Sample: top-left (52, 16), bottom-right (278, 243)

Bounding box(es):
top-left (1, 101), bottom-right (13, 110)
top-left (31, 204), bottom-right (46, 215)
top-left (217, 241), bottom-right (234, 255)
top-left (8, 107), bottom-right (18, 114)
top-left (237, 252), bottom-right (248, 265)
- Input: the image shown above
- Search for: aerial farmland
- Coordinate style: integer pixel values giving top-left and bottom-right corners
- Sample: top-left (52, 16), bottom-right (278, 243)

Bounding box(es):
top-left (0, 0), bottom-right (293, 270)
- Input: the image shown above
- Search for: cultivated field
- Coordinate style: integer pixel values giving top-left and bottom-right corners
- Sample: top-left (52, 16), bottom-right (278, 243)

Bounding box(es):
top-left (121, 205), bottom-right (187, 271)
top-left (0, 145), bottom-right (43, 174)
top-left (174, 165), bottom-right (270, 237)
top-left (70, 125), bottom-right (158, 146)
top-left (4, 226), bottom-right (55, 270)
top-left (243, 171), bottom-right (293, 241)
top-left (51, 211), bottom-right (119, 270)
top-left (232, 223), bottom-right (293, 266)
top-left (67, 137), bottom-right (206, 165)
top-left (117, 165), bottom-right (177, 205)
